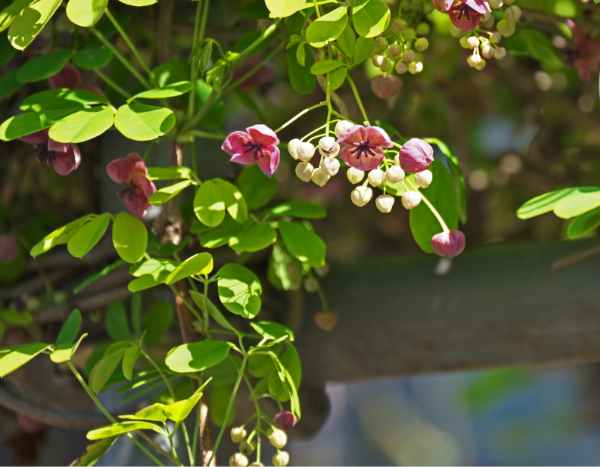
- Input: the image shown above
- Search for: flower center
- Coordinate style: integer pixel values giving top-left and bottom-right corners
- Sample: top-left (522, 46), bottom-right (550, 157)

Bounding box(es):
top-left (352, 140), bottom-right (377, 158)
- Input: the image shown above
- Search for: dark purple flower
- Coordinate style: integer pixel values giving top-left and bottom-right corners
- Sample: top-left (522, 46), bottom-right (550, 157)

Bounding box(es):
top-left (221, 124), bottom-right (280, 176)
top-left (19, 130), bottom-right (81, 176)
top-left (273, 411), bottom-right (297, 431)
top-left (399, 138), bottom-right (434, 173)
top-left (431, 230), bottom-right (466, 257)
top-left (448, 0), bottom-right (491, 31)
top-left (0, 235), bottom-right (19, 263)
top-left (106, 153), bottom-right (157, 219)
top-left (48, 65), bottom-right (83, 89)
top-left (338, 125), bottom-right (393, 171)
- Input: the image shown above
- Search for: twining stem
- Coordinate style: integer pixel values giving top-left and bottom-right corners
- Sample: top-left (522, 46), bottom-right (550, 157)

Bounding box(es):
top-left (347, 74), bottom-right (370, 125)
top-left (207, 355), bottom-right (248, 466)
top-left (189, 130), bottom-right (227, 140)
top-left (67, 362), bottom-right (164, 466)
top-left (105, 9), bottom-right (153, 83)
top-left (91, 28), bottom-right (151, 89)
top-left (188, 0), bottom-right (210, 119)
top-left (325, 75), bottom-right (332, 137)
top-left (275, 101), bottom-right (327, 133)
top-left (405, 178), bottom-right (450, 233)
top-left (93, 70), bottom-right (130, 99)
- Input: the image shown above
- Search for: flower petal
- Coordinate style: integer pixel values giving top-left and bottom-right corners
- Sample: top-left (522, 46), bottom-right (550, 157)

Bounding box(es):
top-left (246, 124), bottom-right (279, 146)
top-left (230, 152), bottom-right (255, 165)
top-left (221, 131), bottom-right (252, 156)
top-left (106, 153), bottom-right (144, 185)
top-left (48, 65), bottom-right (83, 89)
top-left (255, 146), bottom-right (280, 176)
top-left (120, 188), bottom-right (149, 219)
top-left (51, 144), bottom-right (81, 176)
top-left (19, 130), bottom-right (48, 145)
top-left (366, 126), bottom-right (393, 148)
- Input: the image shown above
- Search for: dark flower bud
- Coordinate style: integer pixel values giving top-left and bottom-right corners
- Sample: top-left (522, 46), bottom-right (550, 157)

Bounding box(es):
top-left (273, 411), bottom-right (297, 431)
top-left (399, 138), bottom-right (434, 173)
top-left (431, 230), bottom-right (466, 257)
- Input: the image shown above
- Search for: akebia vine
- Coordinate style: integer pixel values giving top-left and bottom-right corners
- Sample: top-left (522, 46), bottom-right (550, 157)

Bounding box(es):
top-left (0, 0), bottom-right (595, 465)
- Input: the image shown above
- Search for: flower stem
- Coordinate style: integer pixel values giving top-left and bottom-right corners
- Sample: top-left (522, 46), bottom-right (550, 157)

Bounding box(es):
top-left (105, 9), bottom-right (153, 83)
top-left (187, 0), bottom-right (210, 119)
top-left (347, 74), bottom-right (370, 125)
top-left (91, 27), bottom-right (151, 89)
top-left (420, 192), bottom-right (450, 232)
top-left (325, 74), bottom-right (332, 137)
top-left (93, 69), bottom-right (130, 99)
top-left (275, 101), bottom-right (327, 133)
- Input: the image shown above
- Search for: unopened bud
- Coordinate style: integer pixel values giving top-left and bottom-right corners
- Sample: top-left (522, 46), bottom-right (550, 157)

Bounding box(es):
top-left (401, 191), bottom-right (423, 209)
top-left (385, 165), bottom-right (405, 183)
top-left (367, 168), bottom-right (385, 187)
top-left (321, 157), bottom-right (340, 176)
top-left (296, 142), bottom-right (316, 162)
top-left (268, 429), bottom-right (288, 449)
top-left (230, 426), bottom-right (247, 444)
top-left (414, 169), bottom-right (433, 188)
top-left (229, 453), bottom-right (249, 467)
top-left (272, 451), bottom-right (290, 467)
top-left (287, 138), bottom-right (302, 160)
top-left (346, 167), bottom-right (365, 184)
top-left (351, 185), bottom-right (373, 207)
top-left (311, 167), bottom-right (331, 187)
top-left (295, 162), bottom-right (314, 182)
top-left (318, 136), bottom-right (340, 157)
top-left (375, 194), bottom-right (395, 214)
top-left (335, 120), bottom-right (355, 138)
top-left (431, 230), bottom-right (466, 257)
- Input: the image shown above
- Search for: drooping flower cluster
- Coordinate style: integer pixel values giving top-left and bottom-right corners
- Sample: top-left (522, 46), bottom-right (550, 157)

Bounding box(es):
top-left (106, 153), bottom-right (157, 219)
top-left (566, 20), bottom-right (600, 81)
top-left (434, 0), bottom-right (491, 31)
top-left (19, 130), bottom-right (81, 176)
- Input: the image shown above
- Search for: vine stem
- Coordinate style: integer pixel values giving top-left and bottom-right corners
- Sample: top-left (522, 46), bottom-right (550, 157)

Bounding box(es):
top-left (207, 355), bottom-right (248, 466)
top-left (274, 101), bottom-right (327, 133)
top-left (347, 74), bottom-right (370, 125)
top-left (406, 178), bottom-right (450, 233)
top-left (105, 9), bottom-right (153, 82)
top-left (93, 69), bottom-right (129, 99)
top-left (67, 362), bottom-right (165, 466)
top-left (188, 0), bottom-right (210, 119)
top-left (91, 28), bottom-right (151, 89)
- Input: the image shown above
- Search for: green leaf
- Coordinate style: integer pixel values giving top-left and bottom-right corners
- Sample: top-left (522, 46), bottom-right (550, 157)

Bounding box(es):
top-left (66, 0), bottom-right (107, 27)
top-left (264, 0), bottom-right (308, 18)
top-left (128, 274), bottom-right (167, 293)
top-left (89, 347), bottom-right (125, 393)
top-left (505, 28), bottom-right (563, 70)
top-left (310, 59), bottom-right (343, 75)
top-left (230, 222), bottom-right (277, 253)
top-left (193, 179), bottom-right (247, 227)
top-left (17, 49), bottom-right (71, 83)
top-left (0, 309), bottom-right (31, 326)
top-left (121, 345), bottom-right (139, 380)
top-left (266, 347), bottom-right (302, 417)
top-left (0, 342), bottom-right (49, 377)
top-left (237, 165), bottom-right (277, 210)
top-left (165, 252), bottom-right (214, 285)
top-left (267, 243), bottom-right (302, 291)
top-left (0, 69), bottom-right (20, 100)
top-left (149, 180), bottom-right (193, 205)
top-left (142, 300), bottom-right (173, 344)
top-left (147, 166), bottom-right (193, 181)
top-left (190, 291), bottom-right (238, 335)
top-left (566, 207), bottom-right (600, 239)
top-left (517, 187), bottom-right (600, 220)
top-left (0, 0), bottom-right (33, 33)
top-left (353, 36), bottom-right (375, 65)
top-left (73, 45), bottom-right (112, 70)
top-left (20, 88), bottom-right (106, 111)
top-left (112, 212), bottom-right (147, 263)
top-left (162, 384), bottom-right (206, 423)
top-left (87, 421), bottom-right (162, 440)
top-left (0, 109), bottom-right (76, 141)
top-left (209, 383), bottom-right (236, 427)
top-left (67, 213), bottom-right (111, 259)
top-left (306, 6), bottom-right (348, 48)
top-left (130, 81), bottom-right (191, 101)
top-left (165, 340), bottom-right (231, 373)
top-left (55, 308), bottom-right (82, 346)
top-left (287, 45), bottom-right (316, 95)
top-left (328, 65), bottom-right (347, 91)
top-left (76, 439), bottom-right (115, 466)
top-left (251, 321), bottom-right (294, 342)
top-left (351, 0), bottom-right (391, 38)
top-left (8, 0), bottom-right (62, 50)
top-left (30, 215), bottom-right (94, 257)
top-left (267, 200), bottom-right (326, 219)
top-left (278, 221), bottom-right (326, 267)
top-left (105, 302), bottom-right (131, 341)
top-left (51, 333), bottom-right (86, 364)
top-left (217, 263), bottom-right (262, 319)
top-left (117, 0), bottom-right (157, 5)
top-left (48, 106), bottom-right (114, 143)
top-left (336, 24), bottom-right (356, 58)
top-left (114, 102), bottom-right (175, 142)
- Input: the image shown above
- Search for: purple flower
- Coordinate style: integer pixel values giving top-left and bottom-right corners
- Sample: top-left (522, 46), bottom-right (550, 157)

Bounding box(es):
top-left (398, 138), bottom-right (434, 173)
top-left (449, 0), bottom-right (491, 31)
top-left (338, 125), bottom-right (393, 172)
top-left (431, 230), bottom-right (466, 257)
top-left (273, 411), bottom-right (297, 431)
top-left (221, 124), bottom-right (280, 176)
top-left (48, 65), bottom-right (82, 89)
top-left (19, 130), bottom-right (81, 176)
top-left (106, 153), bottom-right (157, 219)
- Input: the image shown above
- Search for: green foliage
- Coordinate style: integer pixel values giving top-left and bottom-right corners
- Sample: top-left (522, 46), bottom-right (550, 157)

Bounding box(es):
top-left (114, 103), bottom-right (175, 141)
top-left (112, 212), bottom-right (148, 263)
top-left (66, 0), bottom-right (107, 28)
top-left (67, 213), bottom-right (111, 258)
top-left (217, 263), bottom-right (263, 319)
top-left (165, 340), bottom-right (231, 373)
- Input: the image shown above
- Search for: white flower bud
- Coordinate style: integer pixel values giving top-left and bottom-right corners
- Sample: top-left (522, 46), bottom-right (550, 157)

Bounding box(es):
top-left (311, 167), bottom-right (330, 187)
top-left (401, 191), bottom-right (422, 209)
top-left (351, 185), bottom-right (373, 207)
top-left (287, 138), bottom-right (302, 160)
top-left (375, 194), bottom-right (395, 214)
top-left (467, 36), bottom-right (480, 49)
top-left (493, 46), bottom-right (506, 60)
top-left (408, 61), bottom-right (424, 74)
top-left (402, 49), bottom-right (416, 63)
top-left (335, 120), bottom-right (355, 138)
top-left (295, 162), bottom-right (314, 182)
top-left (414, 169), bottom-right (433, 188)
top-left (489, 0), bottom-right (503, 8)
top-left (489, 32), bottom-right (502, 44)
top-left (268, 429), bottom-right (288, 449)
top-left (367, 168), bottom-right (385, 187)
top-left (297, 142), bottom-right (316, 162)
top-left (229, 453), bottom-right (249, 467)
top-left (230, 426), bottom-right (247, 444)
top-left (272, 451), bottom-right (290, 467)
top-left (395, 61), bottom-right (408, 74)
top-left (321, 157), bottom-right (340, 176)
top-left (318, 136), bottom-right (340, 157)
top-left (385, 165), bottom-right (405, 183)
top-left (414, 37), bottom-right (429, 52)
top-left (346, 167), bottom-right (365, 184)
top-left (481, 42), bottom-right (493, 59)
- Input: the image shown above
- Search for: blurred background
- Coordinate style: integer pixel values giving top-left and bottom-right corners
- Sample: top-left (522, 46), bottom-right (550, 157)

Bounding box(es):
top-left (1, 0), bottom-right (600, 464)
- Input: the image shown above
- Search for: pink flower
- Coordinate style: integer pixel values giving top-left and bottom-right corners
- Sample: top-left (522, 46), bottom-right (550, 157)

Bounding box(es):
top-left (19, 130), bottom-right (81, 176)
top-left (448, 0), bottom-right (490, 31)
top-left (48, 65), bottom-right (83, 89)
top-left (338, 125), bottom-right (393, 171)
top-left (221, 124), bottom-right (280, 176)
top-left (106, 153), bottom-right (156, 219)
top-left (399, 138), bottom-right (434, 173)
top-left (431, 230), bottom-right (466, 257)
